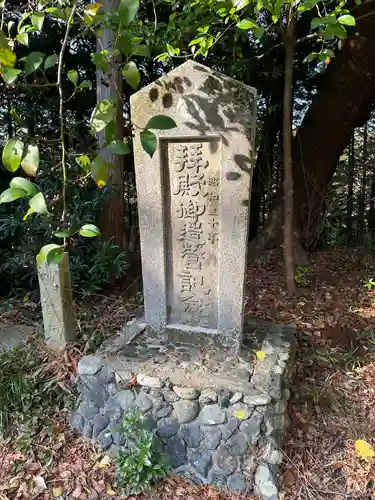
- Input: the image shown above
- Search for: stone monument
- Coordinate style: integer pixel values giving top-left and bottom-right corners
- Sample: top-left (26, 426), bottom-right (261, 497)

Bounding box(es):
top-left (131, 60), bottom-right (256, 350)
top-left (37, 252), bottom-right (75, 348)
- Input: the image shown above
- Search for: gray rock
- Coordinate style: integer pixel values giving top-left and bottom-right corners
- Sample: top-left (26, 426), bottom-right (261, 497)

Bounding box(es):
top-left (254, 463), bottom-right (279, 499)
top-left (227, 472), bottom-right (247, 493)
top-left (96, 429), bottom-right (113, 450)
top-left (78, 355), bottom-right (103, 375)
top-left (82, 420), bottom-right (93, 439)
top-left (137, 374), bottom-right (164, 388)
top-left (173, 386), bottom-right (200, 400)
top-left (179, 422), bottom-right (204, 448)
top-left (108, 444), bottom-right (120, 457)
top-left (226, 431), bottom-right (250, 456)
top-left (173, 400), bottom-right (199, 424)
top-left (107, 383), bottom-right (118, 396)
top-left (165, 435), bottom-right (186, 468)
top-left (109, 407), bottom-right (123, 426)
top-left (207, 468), bottom-right (228, 488)
top-left (229, 392), bottom-right (243, 405)
top-left (112, 430), bottom-right (125, 447)
top-left (199, 405), bottom-right (227, 425)
top-left (92, 414), bottom-right (110, 438)
top-left (143, 413), bottom-right (157, 432)
top-left (163, 390), bottom-right (180, 403)
top-left (175, 465), bottom-right (206, 485)
top-left (115, 370), bottom-right (133, 384)
top-left (149, 389), bottom-right (164, 399)
top-left (219, 417), bottom-right (239, 441)
top-left (157, 415), bottom-right (180, 438)
top-left (244, 391), bottom-right (271, 406)
top-left (213, 444), bottom-right (237, 476)
top-left (240, 412), bottom-right (263, 445)
top-left (261, 443), bottom-right (283, 465)
top-left (229, 403), bottom-right (253, 421)
top-left (153, 401), bottom-right (173, 419)
top-left (269, 374), bottom-right (282, 401)
top-left (199, 389), bottom-right (218, 405)
top-left (80, 379), bottom-right (109, 407)
top-left (188, 449), bottom-right (211, 477)
top-left (107, 390), bottom-right (135, 411)
top-left (70, 412), bottom-right (84, 433)
top-left (202, 426), bottom-right (222, 450)
top-left (218, 390), bottom-right (231, 408)
top-left (136, 392), bottom-right (154, 413)
top-left (78, 401), bottom-right (99, 419)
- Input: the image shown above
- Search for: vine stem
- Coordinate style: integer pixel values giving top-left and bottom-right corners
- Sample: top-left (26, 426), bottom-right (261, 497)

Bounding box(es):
top-left (56, 0), bottom-right (77, 232)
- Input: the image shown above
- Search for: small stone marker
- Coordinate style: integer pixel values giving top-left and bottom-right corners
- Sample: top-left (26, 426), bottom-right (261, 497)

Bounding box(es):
top-left (37, 252), bottom-right (75, 348)
top-left (131, 60), bottom-right (256, 349)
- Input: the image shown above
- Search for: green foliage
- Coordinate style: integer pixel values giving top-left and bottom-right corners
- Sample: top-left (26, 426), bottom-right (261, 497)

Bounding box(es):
top-left (115, 409), bottom-right (170, 497)
top-left (363, 278), bottom-right (375, 291)
top-left (295, 266), bottom-right (313, 287)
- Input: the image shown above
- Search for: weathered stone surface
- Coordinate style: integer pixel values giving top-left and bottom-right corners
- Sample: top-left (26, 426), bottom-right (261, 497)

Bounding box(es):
top-left (173, 400), bottom-right (199, 424)
top-left (115, 370), bottom-right (132, 384)
top-left (131, 60), bottom-right (256, 347)
top-left (202, 426), bottom-right (222, 450)
top-left (96, 429), bottom-right (113, 450)
top-left (78, 355), bottom-right (103, 376)
top-left (230, 392), bottom-right (243, 405)
top-left (38, 252), bottom-right (75, 347)
top-left (213, 444), bottom-right (237, 476)
top-left (218, 390), bottom-right (231, 408)
top-left (173, 387), bottom-right (200, 400)
top-left (82, 420), bottom-right (93, 439)
top-left (261, 443), bottom-right (283, 465)
top-left (107, 390), bottom-right (135, 411)
top-left (227, 472), bottom-right (247, 493)
top-left (244, 391), bottom-right (271, 406)
top-left (77, 401), bottom-right (99, 419)
top-left (199, 389), bottom-right (218, 405)
top-left (80, 377), bottom-right (109, 407)
top-left (208, 468), bottom-right (229, 488)
top-left (188, 449), bottom-right (212, 477)
top-left (92, 414), bottom-right (110, 438)
top-left (166, 435), bottom-right (186, 468)
top-left (199, 405), bottom-right (227, 425)
top-left (254, 463), bottom-right (279, 499)
top-left (137, 374), bottom-right (164, 388)
top-left (163, 389), bottom-right (180, 403)
top-left (220, 418), bottom-right (239, 441)
top-left (157, 415), bottom-right (180, 438)
top-left (71, 413), bottom-right (84, 433)
top-left (179, 422), bottom-right (204, 448)
top-left (229, 403), bottom-right (253, 421)
top-left (153, 401), bottom-right (173, 419)
top-left (175, 465), bottom-right (206, 485)
top-left (136, 392), bottom-right (154, 413)
top-left (240, 412), bottom-right (263, 445)
top-left (226, 431), bottom-right (250, 456)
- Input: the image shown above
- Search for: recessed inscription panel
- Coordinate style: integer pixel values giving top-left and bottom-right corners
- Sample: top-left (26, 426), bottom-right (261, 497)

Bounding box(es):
top-left (164, 138), bottom-right (220, 329)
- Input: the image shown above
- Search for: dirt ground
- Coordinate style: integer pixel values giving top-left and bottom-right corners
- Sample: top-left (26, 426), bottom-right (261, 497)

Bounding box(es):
top-left (1, 248), bottom-right (375, 499)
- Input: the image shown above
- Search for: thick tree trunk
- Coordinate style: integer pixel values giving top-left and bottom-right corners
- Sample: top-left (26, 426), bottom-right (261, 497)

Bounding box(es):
top-left (96, 0), bottom-right (124, 248)
top-left (346, 135), bottom-right (355, 242)
top-left (358, 124), bottom-right (368, 235)
top-left (250, 6), bottom-right (375, 255)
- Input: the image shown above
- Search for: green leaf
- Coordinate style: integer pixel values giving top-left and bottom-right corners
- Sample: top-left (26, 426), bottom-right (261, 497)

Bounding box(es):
top-left (29, 192), bottom-right (48, 214)
top-left (0, 31), bottom-right (16, 68)
top-left (237, 19), bottom-right (257, 29)
top-left (338, 14), bottom-right (355, 26)
top-left (25, 51), bottom-right (45, 75)
top-left (90, 99), bottom-right (117, 134)
top-left (78, 79), bottom-right (92, 90)
top-left (297, 0), bottom-right (320, 11)
top-left (21, 143), bottom-right (39, 176)
top-left (235, 0), bottom-right (250, 11)
top-left (0, 187), bottom-right (27, 204)
top-left (54, 229), bottom-right (74, 238)
top-left (23, 207), bottom-right (35, 220)
top-left (119, 0), bottom-right (139, 26)
top-left (67, 69), bottom-right (78, 86)
top-left (32, 12), bottom-right (45, 31)
top-left (79, 224), bottom-right (100, 237)
top-left (10, 177), bottom-right (37, 196)
top-left (16, 32), bottom-right (29, 46)
top-left (45, 7), bottom-right (66, 20)
top-left (37, 244), bottom-right (64, 266)
top-left (84, 2), bottom-right (102, 24)
top-left (76, 154), bottom-right (91, 172)
top-left (91, 51), bottom-right (110, 72)
top-left (122, 61), bottom-right (140, 90)
top-left (146, 115), bottom-right (177, 130)
top-left (44, 54), bottom-right (58, 70)
top-left (311, 17), bottom-right (323, 29)
top-left (1, 68), bottom-right (21, 84)
top-left (91, 156), bottom-right (109, 187)
top-left (106, 140), bottom-right (130, 155)
top-left (104, 121), bottom-right (116, 143)
top-left (10, 109), bottom-right (25, 126)
top-left (140, 130), bottom-right (157, 158)
top-left (2, 138), bottom-right (24, 172)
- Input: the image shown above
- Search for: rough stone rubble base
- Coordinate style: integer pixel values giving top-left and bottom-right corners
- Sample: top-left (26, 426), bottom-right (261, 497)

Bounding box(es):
top-left (71, 324), bottom-right (295, 500)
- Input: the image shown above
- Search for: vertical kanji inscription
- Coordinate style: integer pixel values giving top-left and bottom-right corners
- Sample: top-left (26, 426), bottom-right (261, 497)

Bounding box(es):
top-left (165, 139), bottom-right (220, 328)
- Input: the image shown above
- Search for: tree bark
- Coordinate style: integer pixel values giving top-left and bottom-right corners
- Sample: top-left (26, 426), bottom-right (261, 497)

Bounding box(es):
top-left (346, 134), bottom-right (355, 242)
top-left (249, 6), bottom-right (375, 254)
top-left (96, 0), bottom-right (125, 248)
top-left (358, 124), bottom-right (368, 235)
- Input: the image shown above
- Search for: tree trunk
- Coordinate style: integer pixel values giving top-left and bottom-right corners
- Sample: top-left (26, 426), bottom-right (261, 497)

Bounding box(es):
top-left (282, 20), bottom-right (296, 293)
top-left (96, 0), bottom-right (124, 248)
top-left (249, 6), bottom-right (375, 255)
top-left (346, 135), bottom-right (355, 242)
top-left (358, 124), bottom-right (368, 235)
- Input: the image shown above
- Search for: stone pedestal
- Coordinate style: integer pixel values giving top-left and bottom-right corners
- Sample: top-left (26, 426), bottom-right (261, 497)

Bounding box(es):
top-left (37, 252), bottom-right (75, 348)
top-left (131, 60), bottom-right (256, 350)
